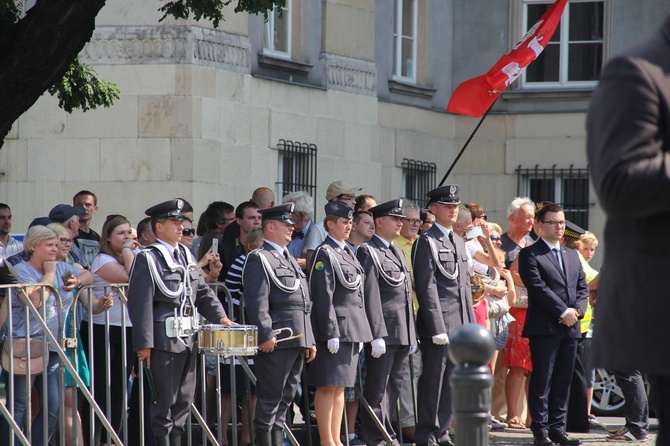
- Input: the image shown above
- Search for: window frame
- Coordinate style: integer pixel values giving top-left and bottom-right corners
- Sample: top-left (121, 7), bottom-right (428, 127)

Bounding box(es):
top-left (276, 140), bottom-right (318, 216)
top-left (401, 158), bottom-right (436, 206)
top-left (392, 0), bottom-right (418, 84)
top-left (521, 0), bottom-right (604, 89)
top-left (263, 0), bottom-right (293, 60)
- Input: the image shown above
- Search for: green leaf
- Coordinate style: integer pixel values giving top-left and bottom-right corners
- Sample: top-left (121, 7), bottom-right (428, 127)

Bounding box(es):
top-left (48, 60), bottom-right (120, 113)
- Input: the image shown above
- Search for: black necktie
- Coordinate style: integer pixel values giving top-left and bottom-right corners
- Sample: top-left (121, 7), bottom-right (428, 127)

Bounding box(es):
top-left (292, 231), bottom-right (304, 240)
top-left (174, 248), bottom-right (184, 267)
top-left (448, 231), bottom-right (458, 256)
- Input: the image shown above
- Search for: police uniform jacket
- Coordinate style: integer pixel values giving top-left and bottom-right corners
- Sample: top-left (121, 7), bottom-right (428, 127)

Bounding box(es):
top-left (412, 224), bottom-right (475, 339)
top-left (357, 235), bottom-right (416, 346)
top-left (309, 236), bottom-right (373, 343)
top-left (127, 242), bottom-right (228, 354)
top-left (242, 241), bottom-right (315, 349)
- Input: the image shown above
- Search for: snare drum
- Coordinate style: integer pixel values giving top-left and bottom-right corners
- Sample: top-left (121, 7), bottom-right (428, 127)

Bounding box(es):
top-left (198, 325), bottom-right (258, 356)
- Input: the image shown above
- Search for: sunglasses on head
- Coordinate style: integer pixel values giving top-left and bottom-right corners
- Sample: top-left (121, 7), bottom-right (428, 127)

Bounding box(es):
top-left (182, 228), bottom-right (195, 236)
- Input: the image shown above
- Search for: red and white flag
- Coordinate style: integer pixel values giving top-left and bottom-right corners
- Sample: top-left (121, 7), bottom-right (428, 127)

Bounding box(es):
top-left (446, 0), bottom-right (568, 117)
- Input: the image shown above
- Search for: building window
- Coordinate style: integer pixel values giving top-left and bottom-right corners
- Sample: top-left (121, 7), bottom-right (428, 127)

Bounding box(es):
top-left (402, 158), bottom-right (436, 206)
top-left (516, 165), bottom-right (591, 228)
top-left (264, 0), bottom-right (292, 59)
top-left (392, 0), bottom-right (418, 83)
top-left (522, 0), bottom-right (603, 88)
top-left (277, 139), bottom-right (317, 213)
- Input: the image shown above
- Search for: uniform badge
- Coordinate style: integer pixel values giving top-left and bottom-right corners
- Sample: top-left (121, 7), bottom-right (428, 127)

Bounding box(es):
top-left (449, 185), bottom-right (457, 196)
top-left (314, 261), bottom-right (325, 271)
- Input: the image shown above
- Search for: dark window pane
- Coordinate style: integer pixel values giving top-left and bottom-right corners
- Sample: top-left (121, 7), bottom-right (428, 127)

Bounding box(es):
top-left (527, 4), bottom-right (560, 42)
top-left (569, 2), bottom-right (604, 41)
top-left (402, 0), bottom-right (414, 37)
top-left (529, 178), bottom-right (555, 203)
top-left (526, 42), bottom-right (560, 82)
top-left (568, 42), bottom-right (602, 81)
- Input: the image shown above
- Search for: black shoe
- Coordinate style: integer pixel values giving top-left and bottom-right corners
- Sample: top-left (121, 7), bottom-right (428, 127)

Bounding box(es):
top-left (533, 434), bottom-right (553, 446)
top-left (548, 431), bottom-right (582, 446)
top-left (438, 440), bottom-right (455, 446)
top-left (416, 443), bottom-right (440, 446)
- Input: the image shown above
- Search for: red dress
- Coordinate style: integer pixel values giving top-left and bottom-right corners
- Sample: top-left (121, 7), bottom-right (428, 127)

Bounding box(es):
top-left (501, 307), bottom-right (532, 373)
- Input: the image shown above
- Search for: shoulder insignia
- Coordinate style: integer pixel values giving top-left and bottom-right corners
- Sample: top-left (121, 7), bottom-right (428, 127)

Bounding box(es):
top-left (314, 261), bottom-right (325, 271)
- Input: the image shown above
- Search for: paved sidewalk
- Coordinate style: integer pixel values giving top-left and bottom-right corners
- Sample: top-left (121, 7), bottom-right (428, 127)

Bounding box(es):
top-left (490, 417), bottom-right (658, 445)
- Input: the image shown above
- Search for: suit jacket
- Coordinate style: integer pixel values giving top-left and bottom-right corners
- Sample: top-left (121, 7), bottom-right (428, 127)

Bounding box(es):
top-left (309, 237), bottom-right (372, 343)
top-left (518, 240), bottom-right (588, 339)
top-left (412, 224), bottom-right (474, 339)
top-left (587, 16), bottom-right (670, 374)
top-left (127, 243), bottom-right (228, 354)
top-left (357, 235), bottom-right (416, 346)
top-left (242, 242), bottom-right (315, 349)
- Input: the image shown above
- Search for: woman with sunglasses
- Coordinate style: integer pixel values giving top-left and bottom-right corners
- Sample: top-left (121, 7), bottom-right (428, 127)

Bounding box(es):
top-left (80, 214), bottom-right (140, 444)
top-left (48, 222), bottom-right (114, 446)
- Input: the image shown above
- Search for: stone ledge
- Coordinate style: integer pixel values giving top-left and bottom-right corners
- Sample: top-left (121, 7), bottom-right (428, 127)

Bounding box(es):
top-left (257, 54), bottom-right (313, 74)
top-left (388, 80), bottom-right (437, 100)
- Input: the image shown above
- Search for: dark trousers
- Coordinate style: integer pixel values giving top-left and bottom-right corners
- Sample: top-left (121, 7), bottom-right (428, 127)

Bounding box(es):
top-left (415, 339), bottom-right (454, 444)
top-left (361, 344), bottom-right (410, 446)
top-left (648, 374), bottom-right (670, 446)
top-left (254, 348), bottom-right (304, 433)
top-left (528, 334), bottom-right (578, 436)
top-left (150, 349), bottom-right (198, 438)
top-left (614, 370), bottom-right (649, 439)
top-left (566, 336), bottom-right (589, 433)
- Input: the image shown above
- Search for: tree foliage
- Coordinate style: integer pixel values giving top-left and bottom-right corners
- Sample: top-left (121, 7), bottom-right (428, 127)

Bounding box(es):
top-left (48, 60), bottom-right (120, 113)
top-left (159, 0), bottom-right (285, 28)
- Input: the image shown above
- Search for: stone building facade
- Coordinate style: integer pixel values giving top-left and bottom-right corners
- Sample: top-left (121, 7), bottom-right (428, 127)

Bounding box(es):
top-left (2, 0), bottom-right (668, 266)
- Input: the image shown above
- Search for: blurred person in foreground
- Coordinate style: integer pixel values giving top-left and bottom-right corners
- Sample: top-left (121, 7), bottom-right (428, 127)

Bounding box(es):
top-left (586, 13), bottom-right (670, 444)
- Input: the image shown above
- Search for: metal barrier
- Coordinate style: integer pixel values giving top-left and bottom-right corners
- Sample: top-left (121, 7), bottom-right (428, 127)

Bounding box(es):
top-left (1, 280), bottom-right (433, 446)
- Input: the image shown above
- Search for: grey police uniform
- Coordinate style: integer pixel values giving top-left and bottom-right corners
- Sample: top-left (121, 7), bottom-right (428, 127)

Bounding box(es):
top-left (127, 240), bottom-right (228, 439)
top-left (357, 233), bottom-right (417, 446)
top-left (307, 235), bottom-right (373, 387)
top-left (412, 193), bottom-right (474, 445)
top-left (242, 240), bottom-right (315, 435)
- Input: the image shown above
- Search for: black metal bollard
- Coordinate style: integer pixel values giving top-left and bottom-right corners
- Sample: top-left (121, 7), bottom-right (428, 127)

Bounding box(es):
top-left (448, 323), bottom-right (496, 446)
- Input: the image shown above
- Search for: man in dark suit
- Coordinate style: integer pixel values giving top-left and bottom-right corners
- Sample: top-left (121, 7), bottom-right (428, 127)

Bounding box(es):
top-left (518, 203), bottom-right (588, 446)
top-left (127, 199), bottom-right (234, 446)
top-left (357, 199), bottom-right (417, 446)
top-left (242, 203), bottom-right (317, 446)
top-left (411, 185), bottom-right (474, 446)
top-left (586, 13), bottom-right (670, 445)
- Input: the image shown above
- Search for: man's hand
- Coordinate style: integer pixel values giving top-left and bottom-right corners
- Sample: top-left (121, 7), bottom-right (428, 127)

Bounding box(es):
top-left (296, 258), bottom-right (307, 270)
top-left (220, 317), bottom-right (237, 326)
top-left (305, 345), bottom-right (317, 363)
top-left (327, 338), bottom-right (340, 354)
top-left (137, 348), bottom-right (152, 368)
top-left (559, 308), bottom-right (579, 327)
top-left (259, 337), bottom-right (277, 353)
top-left (432, 333), bottom-right (449, 345)
top-left (371, 338), bottom-right (386, 358)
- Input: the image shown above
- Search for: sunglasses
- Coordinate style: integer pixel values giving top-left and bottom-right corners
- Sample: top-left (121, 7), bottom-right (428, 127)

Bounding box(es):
top-left (490, 236), bottom-right (501, 241)
top-left (182, 228), bottom-right (195, 236)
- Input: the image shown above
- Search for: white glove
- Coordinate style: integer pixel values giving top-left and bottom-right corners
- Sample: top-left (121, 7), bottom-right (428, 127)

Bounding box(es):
top-left (432, 333), bottom-right (449, 345)
top-left (371, 338), bottom-right (386, 358)
top-left (409, 344), bottom-right (418, 355)
top-left (328, 337), bottom-right (340, 354)
top-left (359, 342), bottom-right (364, 353)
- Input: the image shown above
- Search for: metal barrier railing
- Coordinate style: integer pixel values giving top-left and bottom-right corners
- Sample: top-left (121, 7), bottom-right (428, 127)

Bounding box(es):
top-left (1, 280), bottom-right (424, 446)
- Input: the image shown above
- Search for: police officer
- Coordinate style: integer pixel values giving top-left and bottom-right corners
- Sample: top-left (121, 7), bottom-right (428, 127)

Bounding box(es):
top-left (308, 201), bottom-right (372, 446)
top-left (242, 203), bottom-right (316, 446)
top-left (127, 199), bottom-right (233, 446)
top-left (357, 199), bottom-right (417, 446)
top-left (412, 186), bottom-right (475, 446)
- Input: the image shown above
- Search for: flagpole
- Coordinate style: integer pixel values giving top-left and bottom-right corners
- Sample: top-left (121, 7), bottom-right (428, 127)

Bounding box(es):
top-left (437, 99), bottom-right (498, 187)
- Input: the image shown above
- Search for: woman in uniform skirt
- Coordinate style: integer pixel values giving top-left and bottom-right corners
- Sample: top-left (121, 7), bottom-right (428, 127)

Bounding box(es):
top-left (308, 201), bottom-right (373, 446)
